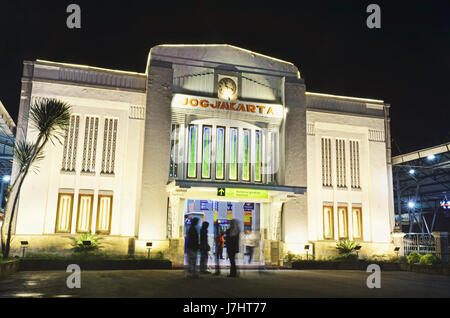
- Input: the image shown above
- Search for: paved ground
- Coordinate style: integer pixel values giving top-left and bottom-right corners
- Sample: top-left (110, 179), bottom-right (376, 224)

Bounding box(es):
top-left (0, 269), bottom-right (449, 298)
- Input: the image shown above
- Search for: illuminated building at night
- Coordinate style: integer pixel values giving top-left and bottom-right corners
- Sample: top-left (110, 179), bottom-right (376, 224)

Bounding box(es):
top-left (11, 45), bottom-right (396, 263)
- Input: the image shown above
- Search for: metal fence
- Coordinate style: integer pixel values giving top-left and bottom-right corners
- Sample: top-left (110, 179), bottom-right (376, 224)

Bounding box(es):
top-left (403, 233), bottom-right (436, 255)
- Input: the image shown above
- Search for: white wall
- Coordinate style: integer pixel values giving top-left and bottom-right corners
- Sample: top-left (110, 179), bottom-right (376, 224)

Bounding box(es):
top-left (15, 79), bottom-right (146, 237)
top-left (306, 110), bottom-right (393, 243)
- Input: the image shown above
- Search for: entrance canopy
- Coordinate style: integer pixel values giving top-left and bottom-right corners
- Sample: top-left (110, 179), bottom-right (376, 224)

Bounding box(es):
top-left (167, 179), bottom-right (306, 203)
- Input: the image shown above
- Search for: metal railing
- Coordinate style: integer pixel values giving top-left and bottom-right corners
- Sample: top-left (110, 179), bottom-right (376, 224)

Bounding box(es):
top-left (403, 233), bottom-right (436, 255)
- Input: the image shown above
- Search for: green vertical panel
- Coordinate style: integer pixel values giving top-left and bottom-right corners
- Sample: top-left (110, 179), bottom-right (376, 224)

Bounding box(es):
top-left (202, 126), bottom-right (211, 178)
top-left (243, 130), bottom-right (250, 181)
top-left (255, 131), bottom-right (261, 181)
top-left (216, 127), bottom-right (224, 179)
top-left (188, 125), bottom-right (197, 178)
top-left (229, 128), bottom-right (237, 180)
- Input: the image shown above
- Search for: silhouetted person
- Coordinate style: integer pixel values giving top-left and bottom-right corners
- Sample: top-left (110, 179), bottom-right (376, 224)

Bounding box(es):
top-left (200, 221), bottom-right (211, 273)
top-left (186, 218), bottom-right (200, 278)
top-left (226, 219), bottom-right (240, 277)
top-left (214, 222), bottom-right (221, 275)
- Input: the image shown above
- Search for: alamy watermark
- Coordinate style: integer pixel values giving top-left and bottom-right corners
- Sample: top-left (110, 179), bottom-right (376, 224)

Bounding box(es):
top-left (366, 264), bottom-right (381, 288)
top-left (66, 264), bottom-right (81, 288)
top-left (66, 4), bottom-right (81, 29)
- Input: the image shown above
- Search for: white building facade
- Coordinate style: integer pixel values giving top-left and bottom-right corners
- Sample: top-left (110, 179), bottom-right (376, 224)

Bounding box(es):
top-left (11, 45), bottom-right (395, 263)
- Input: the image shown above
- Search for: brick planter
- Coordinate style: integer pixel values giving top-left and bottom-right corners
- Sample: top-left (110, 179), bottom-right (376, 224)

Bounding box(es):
top-left (291, 261), bottom-right (401, 271)
top-left (0, 259), bottom-right (20, 278)
top-left (19, 259), bottom-right (172, 271)
top-left (399, 263), bottom-right (450, 276)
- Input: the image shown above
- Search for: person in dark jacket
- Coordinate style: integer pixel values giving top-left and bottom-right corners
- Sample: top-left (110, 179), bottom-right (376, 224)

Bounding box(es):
top-left (225, 219), bottom-right (240, 277)
top-left (214, 222), bottom-right (221, 275)
top-left (186, 218), bottom-right (200, 278)
top-left (200, 221), bottom-right (211, 273)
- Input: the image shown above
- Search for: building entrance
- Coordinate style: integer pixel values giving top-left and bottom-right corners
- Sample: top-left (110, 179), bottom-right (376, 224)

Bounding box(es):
top-left (183, 199), bottom-right (263, 266)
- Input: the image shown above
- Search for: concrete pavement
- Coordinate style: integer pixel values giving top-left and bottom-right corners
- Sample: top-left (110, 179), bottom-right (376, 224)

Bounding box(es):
top-left (0, 269), bottom-right (449, 298)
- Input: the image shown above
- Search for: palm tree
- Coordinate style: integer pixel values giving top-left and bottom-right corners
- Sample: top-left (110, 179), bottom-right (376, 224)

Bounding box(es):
top-left (1, 98), bottom-right (71, 258)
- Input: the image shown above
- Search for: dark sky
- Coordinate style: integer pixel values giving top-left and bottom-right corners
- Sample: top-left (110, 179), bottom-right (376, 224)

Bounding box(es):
top-left (1, 0), bottom-right (449, 156)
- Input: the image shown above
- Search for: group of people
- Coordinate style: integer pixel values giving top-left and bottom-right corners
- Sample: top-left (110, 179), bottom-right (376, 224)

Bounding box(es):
top-left (185, 218), bottom-right (241, 278)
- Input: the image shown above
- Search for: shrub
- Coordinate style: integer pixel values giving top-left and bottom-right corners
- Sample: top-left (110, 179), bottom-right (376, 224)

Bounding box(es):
top-left (72, 234), bottom-right (101, 252)
top-left (285, 251), bottom-right (302, 262)
top-left (407, 252), bottom-right (421, 264)
top-left (419, 254), bottom-right (438, 265)
top-left (333, 253), bottom-right (359, 262)
top-left (336, 240), bottom-right (361, 255)
top-left (388, 255), bottom-right (408, 263)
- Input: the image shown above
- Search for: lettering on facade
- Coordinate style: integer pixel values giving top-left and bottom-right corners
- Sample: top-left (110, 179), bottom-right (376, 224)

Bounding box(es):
top-left (171, 94), bottom-right (283, 118)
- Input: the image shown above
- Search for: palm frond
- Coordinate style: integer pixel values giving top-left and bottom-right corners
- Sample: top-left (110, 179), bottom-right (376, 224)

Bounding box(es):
top-left (29, 98), bottom-right (71, 144)
top-left (13, 140), bottom-right (44, 173)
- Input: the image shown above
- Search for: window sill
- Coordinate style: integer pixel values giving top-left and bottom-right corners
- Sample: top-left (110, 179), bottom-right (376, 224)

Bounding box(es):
top-left (60, 170), bottom-right (76, 175)
top-left (100, 173), bottom-right (115, 177)
top-left (80, 171), bottom-right (96, 176)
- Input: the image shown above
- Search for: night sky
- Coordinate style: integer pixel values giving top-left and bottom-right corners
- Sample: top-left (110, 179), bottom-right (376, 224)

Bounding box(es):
top-left (1, 0), bottom-right (449, 156)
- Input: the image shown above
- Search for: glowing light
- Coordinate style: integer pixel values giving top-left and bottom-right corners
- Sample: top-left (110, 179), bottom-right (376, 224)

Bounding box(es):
top-left (409, 169), bottom-right (415, 175)
top-left (220, 87), bottom-right (234, 100)
top-left (2, 175), bottom-right (10, 182)
top-left (427, 154), bottom-right (435, 160)
top-left (306, 92), bottom-right (384, 104)
top-left (408, 201), bottom-right (415, 209)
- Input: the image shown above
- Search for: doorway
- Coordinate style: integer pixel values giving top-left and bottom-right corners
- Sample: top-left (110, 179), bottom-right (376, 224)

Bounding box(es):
top-left (183, 199), bottom-right (263, 266)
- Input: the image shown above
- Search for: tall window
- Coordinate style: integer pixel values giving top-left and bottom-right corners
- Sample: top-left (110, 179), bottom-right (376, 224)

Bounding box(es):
top-left (352, 207), bottom-right (363, 239)
top-left (61, 115), bottom-right (80, 171)
top-left (101, 118), bottom-right (118, 174)
top-left (350, 140), bottom-right (361, 188)
top-left (215, 127), bottom-right (225, 179)
top-left (187, 125), bottom-right (197, 178)
top-left (96, 195), bottom-right (113, 234)
top-left (76, 194), bottom-right (93, 233)
top-left (321, 137), bottom-right (332, 186)
top-left (336, 139), bottom-right (346, 187)
top-left (254, 130), bottom-right (262, 182)
top-left (169, 124), bottom-right (179, 178)
top-left (337, 206), bottom-right (348, 239)
top-left (229, 128), bottom-right (238, 180)
top-left (242, 129), bottom-right (250, 181)
top-left (323, 205), bottom-right (334, 240)
top-left (82, 117), bottom-right (99, 173)
top-left (201, 126), bottom-right (212, 179)
top-left (55, 193), bottom-right (74, 233)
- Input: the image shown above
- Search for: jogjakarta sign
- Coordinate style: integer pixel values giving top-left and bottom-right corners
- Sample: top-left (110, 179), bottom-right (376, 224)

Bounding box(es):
top-left (171, 94), bottom-right (284, 118)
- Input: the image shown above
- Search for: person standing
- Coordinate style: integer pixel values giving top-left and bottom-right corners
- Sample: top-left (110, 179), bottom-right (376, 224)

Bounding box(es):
top-left (186, 218), bottom-right (200, 278)
top-left (225, 219), bottom-right (240, 277)
top-left (200, 221), bottom-right (211, 274)
top-left (245, 230), bottom-right (257, 264)
top-left (214, 222), bottom-right (221, 275)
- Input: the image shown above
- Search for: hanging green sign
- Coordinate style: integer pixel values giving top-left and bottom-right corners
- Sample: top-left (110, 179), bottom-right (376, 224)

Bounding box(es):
top-left (223, 188), bottom-right (268, 199)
